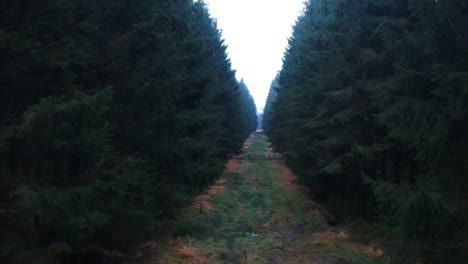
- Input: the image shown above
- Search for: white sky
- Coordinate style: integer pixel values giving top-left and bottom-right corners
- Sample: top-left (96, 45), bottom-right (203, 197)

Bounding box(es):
top-left (204, 0), bottom-right (305, 112)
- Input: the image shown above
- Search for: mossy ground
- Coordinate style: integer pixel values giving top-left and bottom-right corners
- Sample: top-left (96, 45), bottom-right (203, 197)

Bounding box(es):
top-left (149, 133), bottom-right (388, 264)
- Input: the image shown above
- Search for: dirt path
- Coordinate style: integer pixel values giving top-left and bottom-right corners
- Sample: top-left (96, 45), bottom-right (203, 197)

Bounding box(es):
top-left (141, 133), bottom-right (385, 264)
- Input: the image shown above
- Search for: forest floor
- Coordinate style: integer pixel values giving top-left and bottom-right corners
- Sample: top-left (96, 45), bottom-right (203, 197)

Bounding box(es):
top-left (135, 132), bottom-right (387, 264)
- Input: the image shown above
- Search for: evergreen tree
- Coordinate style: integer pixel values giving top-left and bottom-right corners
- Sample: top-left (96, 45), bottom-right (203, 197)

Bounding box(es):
top-left (238, 79), bottom-right (258, 138)
top-left (267, 0), bottom-right (468, 261)
top-left (262, 77), bottom-right (279, 132)
top-left (0, 1), bottom-right (256, 263)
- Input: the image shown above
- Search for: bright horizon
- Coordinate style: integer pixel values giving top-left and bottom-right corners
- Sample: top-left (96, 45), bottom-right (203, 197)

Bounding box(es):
top-left (204, 0), bottom-right (305, 112)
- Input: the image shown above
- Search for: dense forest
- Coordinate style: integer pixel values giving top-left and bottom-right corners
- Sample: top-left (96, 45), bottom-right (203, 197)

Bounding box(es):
top-left (264, 0), bottom-right (468, 262)
top-left (0, 0), bottom-right (256, 263)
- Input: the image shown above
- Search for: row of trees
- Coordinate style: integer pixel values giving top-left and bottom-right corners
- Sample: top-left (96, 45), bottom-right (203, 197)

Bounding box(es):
top-left (264, 0), bottom-right (468, 262)
top-left (0, 1), bottom-right (256, 263)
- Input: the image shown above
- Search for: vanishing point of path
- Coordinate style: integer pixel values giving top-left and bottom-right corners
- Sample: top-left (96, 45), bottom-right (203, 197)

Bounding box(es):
top-left (139, 132), bottom-right (386, 264)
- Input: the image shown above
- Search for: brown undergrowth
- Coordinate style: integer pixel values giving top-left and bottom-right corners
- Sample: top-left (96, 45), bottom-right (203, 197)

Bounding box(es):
top-left (270, 148), bottom-right (385, 261)
top-left (241, 133), bottom-right (255, 152)
top-left (174, 245), bottom-right (207, 264)
top-left (272, 156), bottom-right (327, 222)
top-left (272, 159), bottom-right (307, 192)
top-left (140, 135), bottom-right (255, 264)
top-left (191, 134), bottom-right (255, 214)
top-left (146, 241), bottom-right (207, 264)
top-left (192, 178), bottom-right (227, 214)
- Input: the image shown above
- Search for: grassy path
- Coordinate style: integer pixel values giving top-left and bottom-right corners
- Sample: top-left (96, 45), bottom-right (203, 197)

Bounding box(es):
top-left (152, 133), bottom-right (386, 264)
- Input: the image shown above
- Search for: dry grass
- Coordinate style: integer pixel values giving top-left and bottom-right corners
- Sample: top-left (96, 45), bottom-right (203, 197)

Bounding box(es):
top-left (313, 231), bottom-right (349, 242)
top-left (266, 143), bottom-right (282, 160)
top-left (271, 147), bottom-right (385, 261)
top-left (272, 160), bottom-right (300, 190)
top-left (191, 134), bottom-right (256, 214)
top-left (154, 243), bottom-right (207, 264)
top-left (363, 245), bottom-right (384, 258)
top-left (207, 178), bottom-right (227, 195)
top-left (311, 230), bottom-right (384, 258)
top-left (192, 194), bottom-right (213, 214)
top-left (272, 159), bottom-right (322, 211)
top-left (192, 178), bottom-right (227, 214)
top-left (174, 246), bottom-right (207, 264)
top-left (348, 243), bottom-right (385, 258)
top-left (241, 134), bottom-right (255, 152)
top-left (224, 159), bottom-right (239, 174)
top-left (224, 133), bottom-right (257, 173)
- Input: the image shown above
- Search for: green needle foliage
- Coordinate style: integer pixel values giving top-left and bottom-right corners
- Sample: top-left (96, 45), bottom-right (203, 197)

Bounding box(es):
top-left (0, 1), bottom-right (256, 263)
top-left (265, 0), bottom-right (468, 262)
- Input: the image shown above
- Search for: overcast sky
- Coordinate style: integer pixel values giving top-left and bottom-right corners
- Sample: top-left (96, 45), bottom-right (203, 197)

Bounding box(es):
top-left (204, 0), bottom-right (305, 112)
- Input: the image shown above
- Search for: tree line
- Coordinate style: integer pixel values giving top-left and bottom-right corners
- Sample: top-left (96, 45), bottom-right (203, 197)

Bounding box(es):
top-left (0, 1), bottom-right (256, 263)
top-left (264, 0), bottom-right (468, 262)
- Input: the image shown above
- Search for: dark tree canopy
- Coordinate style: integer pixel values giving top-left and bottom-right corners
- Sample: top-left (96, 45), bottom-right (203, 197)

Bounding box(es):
top-left (265, 0), bottom-right (468, 262)
top-left (0, 1), bottom-right (256, 263)
top-left (262, 77), bottom-right (279, 132)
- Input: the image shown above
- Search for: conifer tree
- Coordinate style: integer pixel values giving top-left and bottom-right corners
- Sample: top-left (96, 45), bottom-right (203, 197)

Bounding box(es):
top-left (0, 1), bottom-right (256, 263)
top-left (262, 77), bottom-right (279, 132)
top-left (267, 0), bottom-right (468, 261)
